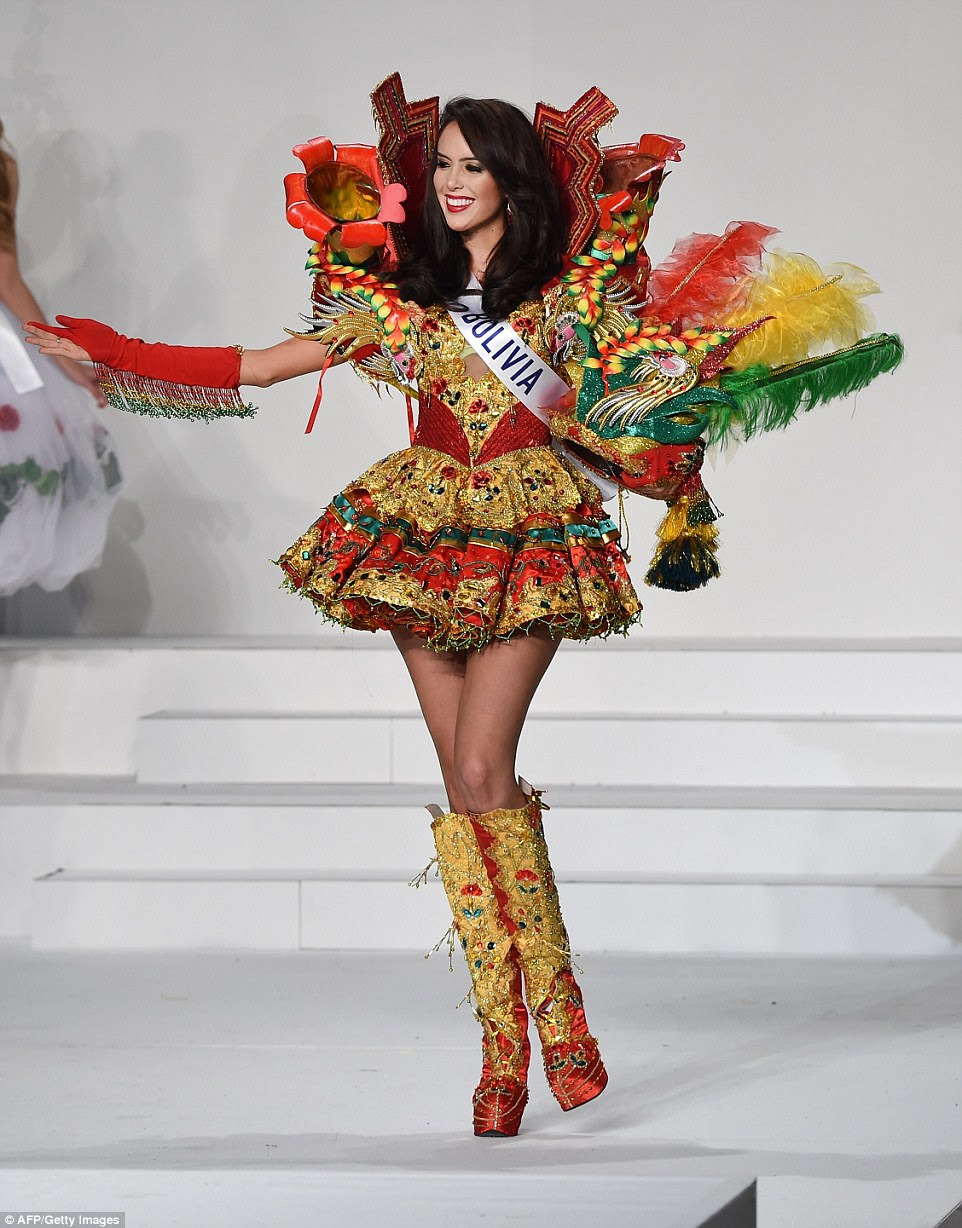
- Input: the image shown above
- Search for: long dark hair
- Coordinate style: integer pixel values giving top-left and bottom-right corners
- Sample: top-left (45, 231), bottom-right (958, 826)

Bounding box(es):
top-left (395, 96), bottom-right (566, 319)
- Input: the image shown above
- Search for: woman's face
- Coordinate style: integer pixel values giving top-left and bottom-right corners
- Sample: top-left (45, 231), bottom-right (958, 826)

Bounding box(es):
top-left (433, 122), bottom-right (506, 239)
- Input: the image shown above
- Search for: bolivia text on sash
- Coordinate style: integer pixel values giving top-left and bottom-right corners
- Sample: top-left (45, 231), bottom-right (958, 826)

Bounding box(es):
top-left (457, 312), bottom-right (544, 397)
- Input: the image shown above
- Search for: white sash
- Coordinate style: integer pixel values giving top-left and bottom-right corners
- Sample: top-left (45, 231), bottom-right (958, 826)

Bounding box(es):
top-left (447, 283), bottom-right (617, 501)
top-left (0, 311), bottom-right (43, 393)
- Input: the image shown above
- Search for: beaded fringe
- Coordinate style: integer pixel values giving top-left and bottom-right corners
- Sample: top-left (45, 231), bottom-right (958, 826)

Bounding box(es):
top-left (95, 365), bottom-right (256, 422)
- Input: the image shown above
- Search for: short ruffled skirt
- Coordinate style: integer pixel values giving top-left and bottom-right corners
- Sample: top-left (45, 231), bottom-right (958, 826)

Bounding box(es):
top-left (276, 442), bottom-right (641, 652)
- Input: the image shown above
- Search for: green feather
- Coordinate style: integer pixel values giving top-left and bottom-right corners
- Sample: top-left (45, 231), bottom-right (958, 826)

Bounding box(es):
top-left (709, 333), bottom-right (904, 444)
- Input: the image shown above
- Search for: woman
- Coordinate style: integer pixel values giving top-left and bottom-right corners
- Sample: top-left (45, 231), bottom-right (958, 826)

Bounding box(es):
top-left (1, 119), bottom-right (120, 598)
top-left (25, 83), bottom-right (900, 1138)
top-left (27, 96), bottom-right (635, 1138)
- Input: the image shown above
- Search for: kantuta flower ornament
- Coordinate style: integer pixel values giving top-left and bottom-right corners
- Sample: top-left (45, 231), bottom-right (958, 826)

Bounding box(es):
top-left (283, 138), bottom-right (408, 263)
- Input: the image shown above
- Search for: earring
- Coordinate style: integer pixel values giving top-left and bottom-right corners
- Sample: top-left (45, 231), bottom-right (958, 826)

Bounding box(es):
top-left (505, 200), bottom-right (513, 225)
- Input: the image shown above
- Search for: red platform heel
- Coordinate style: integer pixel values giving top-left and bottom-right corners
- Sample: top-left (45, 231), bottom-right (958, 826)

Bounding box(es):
top-left (468, 783), bottom-right (608, 1113)
top-left (427, 806), bottom-right (530, 1137)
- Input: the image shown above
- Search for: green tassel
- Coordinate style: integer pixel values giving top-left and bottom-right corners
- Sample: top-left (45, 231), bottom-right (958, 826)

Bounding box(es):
top-left (709, 333), bottom-right (904, 444)
top-left (644, 536), bottom-right (720, 591)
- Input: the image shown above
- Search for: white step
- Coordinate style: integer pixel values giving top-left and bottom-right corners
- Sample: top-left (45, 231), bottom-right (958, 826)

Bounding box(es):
top-left (134, 710), bottom-right (962, 787)
top-left (3, 781), bottom-right (958, 879)
top-left (0, 1169), bottom-right (757, 1228)
top-left (29, 869), bottom-right (962, 955)
top-left (3, 635), bottom-right (962, 775)
top-left (4, 780), bottom-right (960, 876)
top-left (5, 776), bottom-right (960, 948)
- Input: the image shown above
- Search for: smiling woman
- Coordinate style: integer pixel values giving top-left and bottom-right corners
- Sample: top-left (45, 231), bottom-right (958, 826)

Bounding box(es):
top-left (398, 95), bottom-right (567, 322)
top-left (435, 126), bottom-right (505, 231)
top-left (21, 71), bottom-right (901, 1142)
top-left (432, 125), bottom-right (506, 298)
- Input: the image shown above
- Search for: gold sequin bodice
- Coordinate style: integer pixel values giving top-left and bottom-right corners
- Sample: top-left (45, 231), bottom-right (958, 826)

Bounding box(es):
top-left (417, 299), bottom-right (552, 462)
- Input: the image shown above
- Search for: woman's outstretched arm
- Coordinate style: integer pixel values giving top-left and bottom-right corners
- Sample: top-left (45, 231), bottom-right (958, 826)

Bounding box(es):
top-left (239, 335), bottom-right (346, 386)
top-left (23, 322), bottom-right (344, 389)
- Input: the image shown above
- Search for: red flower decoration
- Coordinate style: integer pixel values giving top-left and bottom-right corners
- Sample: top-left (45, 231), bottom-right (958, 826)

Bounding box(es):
top-left (430, 377), bottom-right (447, 397)
top-left (0, 403), bottom-right (21, 431)
top-left (440, 464), bottom-right (458, 479)
top-left (514, 316), bottom-right (536, 337)
top-left (471, 470), bottom-right (491, 489)
top-left (461, 882), bottom-right (483, 897)
top-left (467, 398), bottom-right (487, 414)
top-left (284, 137), bottom-right (407, 255)
top-left (515, 868), bottom-right (540, 884)
top-left (422, 318), bottom-right (441, 334)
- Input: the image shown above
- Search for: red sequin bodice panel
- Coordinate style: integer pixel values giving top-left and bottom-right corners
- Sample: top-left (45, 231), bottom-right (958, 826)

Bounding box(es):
top-left (413, 393), bottom-right (550, 465)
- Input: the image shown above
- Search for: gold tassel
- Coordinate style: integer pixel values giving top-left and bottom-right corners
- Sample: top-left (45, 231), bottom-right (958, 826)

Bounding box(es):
top-left (645, 499), bottom-right (720, 591)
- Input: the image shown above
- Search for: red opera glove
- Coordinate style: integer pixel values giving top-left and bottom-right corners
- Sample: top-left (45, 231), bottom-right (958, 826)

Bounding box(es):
top-left (30, 316), bottom-right (253, 422)
top-left (32, 316), bottom-right (242, 387)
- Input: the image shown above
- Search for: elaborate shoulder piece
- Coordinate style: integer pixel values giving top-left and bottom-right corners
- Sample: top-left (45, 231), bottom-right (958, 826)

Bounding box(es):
top-left (284, 137), bottom-right (407, 264)
top-left (551, 134), bottom-right (685, 340)
top-left (284, 137), bottom-right (421, 396)
top-left (301, 260), bottom-right (422, 396)
top-left (533, 87), bottom-right (619, 256)
top-left (371, 72), bottom-right (440, 260)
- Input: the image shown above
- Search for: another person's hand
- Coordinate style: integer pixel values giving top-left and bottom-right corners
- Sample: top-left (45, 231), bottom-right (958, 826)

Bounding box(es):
top-left (56, 354), bottom-right (108, 406)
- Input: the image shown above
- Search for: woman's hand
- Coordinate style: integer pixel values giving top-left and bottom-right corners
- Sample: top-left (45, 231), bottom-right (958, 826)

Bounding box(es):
top-left (22, 322), bottom-right (106, 406)
top-left (23, 320), bottom-right (93, 364)
top-left (25, 318), bottom-right (341, 391)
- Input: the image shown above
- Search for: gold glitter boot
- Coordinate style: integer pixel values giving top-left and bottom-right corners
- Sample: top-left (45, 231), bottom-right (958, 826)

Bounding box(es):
top-left (427, 805), bottom-right (531, 1137)
top-left (467, 784), bottom-right (608, 1111)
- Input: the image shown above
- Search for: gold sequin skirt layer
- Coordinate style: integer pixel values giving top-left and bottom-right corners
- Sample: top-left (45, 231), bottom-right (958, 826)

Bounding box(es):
top-left (276, 443), bottom-right (641, 653)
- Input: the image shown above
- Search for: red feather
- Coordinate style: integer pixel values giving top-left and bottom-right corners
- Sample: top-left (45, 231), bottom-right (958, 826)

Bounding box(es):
top-left (646, 220), bottom-right (778, 327)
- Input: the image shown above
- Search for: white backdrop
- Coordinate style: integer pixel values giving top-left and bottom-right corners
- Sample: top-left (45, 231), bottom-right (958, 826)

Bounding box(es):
top-left (1, 0), bottom-right (959, 638)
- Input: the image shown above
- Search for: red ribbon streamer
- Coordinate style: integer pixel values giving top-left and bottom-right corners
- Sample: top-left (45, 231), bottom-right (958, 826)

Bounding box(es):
top-left (304, 352), bottom-right (335, 434)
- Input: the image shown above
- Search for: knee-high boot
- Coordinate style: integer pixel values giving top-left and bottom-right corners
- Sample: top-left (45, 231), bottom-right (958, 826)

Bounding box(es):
top-left (467, 785), bottom-right (608, 1111)
top-left (427, 805), bottom-right (531, 1136)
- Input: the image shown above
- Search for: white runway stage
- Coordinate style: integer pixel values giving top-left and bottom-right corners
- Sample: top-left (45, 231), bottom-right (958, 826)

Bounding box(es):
top-left (2, 638), bottom-right (961, 1226)
top-left (0, 949), bottom-right (960, 1227)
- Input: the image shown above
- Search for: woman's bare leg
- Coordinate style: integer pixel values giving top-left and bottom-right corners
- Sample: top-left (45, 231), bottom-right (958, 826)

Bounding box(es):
top-left (392, 626), bottom-right (561, 814)
top-left (391, 629), bottom-right (468, 811)
top-left (453, 628), bottom-right (561, 814)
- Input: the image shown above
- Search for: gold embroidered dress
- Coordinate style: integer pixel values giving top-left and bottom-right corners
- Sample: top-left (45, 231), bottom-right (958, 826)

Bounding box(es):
top-left (277, 294), bottom-right (641, 651)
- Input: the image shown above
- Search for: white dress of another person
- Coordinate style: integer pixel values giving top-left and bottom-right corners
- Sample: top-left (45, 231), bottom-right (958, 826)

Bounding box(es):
top-left (0, 303), bottom-right (120, 597)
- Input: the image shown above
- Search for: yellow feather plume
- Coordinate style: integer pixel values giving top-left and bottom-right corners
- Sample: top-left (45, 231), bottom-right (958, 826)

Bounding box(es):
top-left (718, 251), bottom-right (879, 371)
